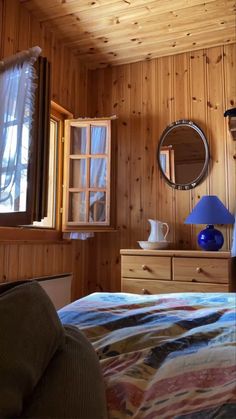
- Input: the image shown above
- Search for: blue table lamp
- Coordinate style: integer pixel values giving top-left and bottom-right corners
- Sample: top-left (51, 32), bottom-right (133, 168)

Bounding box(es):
top-left (185, 195), bottom-right (235, 251)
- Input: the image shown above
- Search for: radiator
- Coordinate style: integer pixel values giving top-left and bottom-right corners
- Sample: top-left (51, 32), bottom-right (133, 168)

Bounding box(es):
top-left (37, 274), bottom-right (72, 310)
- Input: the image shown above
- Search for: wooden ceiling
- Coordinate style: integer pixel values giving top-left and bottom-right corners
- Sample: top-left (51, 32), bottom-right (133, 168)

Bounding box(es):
top-left (20, 0), bottom-right (236, 69)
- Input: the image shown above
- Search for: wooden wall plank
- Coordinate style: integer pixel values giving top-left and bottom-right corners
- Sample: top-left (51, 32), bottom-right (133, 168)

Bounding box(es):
top-left (29, 13), bottom-right (42, 49)
top-left (206, 46), bottom-right (229, 249)
top-left (130, 62), bottom-right (143, 246)
top-left (18, 244), bottom-right (34, 279)
top-left (156, 55), bottom-right (175, 244)
top-left (2, 0), bottom-right (19, 57)
top-left (115, 64), bottom-right (132, 251)
top-left (173, 52), bottom-right (192, 249)
top-left (17, 4), bottom-right (31, 51)
top-left (0, 244), bottom-right (6, 282)
top-left (4, 244), bottom-right (19, 281)
top-left (62, 243), bottom-right (73, 273)
top-left (223, 43), bottom-right (236, 247)
top-left (140, 60), bottom-right (157, 239)
top-left (189, 49), bottom-right (209, 248)
top-left (32, 244), bottom-right (45, 278)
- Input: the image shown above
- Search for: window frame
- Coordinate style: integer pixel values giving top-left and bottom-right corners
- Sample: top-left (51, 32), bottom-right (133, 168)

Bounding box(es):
top-left (0, 55), bottom-right (50, 229)
top-left (0, 101), bottom-right (72, 241)
top-left (62, 116), bottom-right (116, 232)
top-left (0, 65), bottom-right (37, 227)
top-left (50, 102), bottom-right (73, 231)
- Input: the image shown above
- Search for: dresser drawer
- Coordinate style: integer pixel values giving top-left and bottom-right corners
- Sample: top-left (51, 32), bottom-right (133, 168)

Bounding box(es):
top-left (122, 278), bottom-right (174, 294)
top-left (122, 278), bottom-right (228, 294)
top-left (121, 255), bottom-right (171, 280)
top-left (173, 258), bottom-right (229, 284)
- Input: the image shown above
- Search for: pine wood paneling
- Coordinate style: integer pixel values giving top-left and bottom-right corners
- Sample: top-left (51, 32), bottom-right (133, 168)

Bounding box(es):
top-left (87, 44), bottom-right (236, 293)
top-left (0, 244), bottom-right (6, 282)
top-left (173, 53), bottom-right (192, 249)
top-left (206, 46), bottom-right (229, 248)
top-left (130, 62), bottom-right (143, 246)
top-left (223, 44), bottom-right (236, 246)
top-left (156, 56), bottom-right (175, 245)
top-left (1, 0), bottom-right (235, 299)
top-left (20, 0), bottom-right (236, 69)
top-left (189, 50), bottom-right (209, 248)
top-left (140, 60), bottom-right (157, 240)
top-left (5, 245), bottom-right (19, 281)
top-left (18, 3), bottom-right (30, 50)
top-left (0, 0), bottom-right (89, 299)
top-left (1, 1), bottom-right (88, 116)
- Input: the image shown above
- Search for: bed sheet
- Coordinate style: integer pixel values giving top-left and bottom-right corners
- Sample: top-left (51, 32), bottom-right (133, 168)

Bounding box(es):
top-left (58, 292), bottom-right (236, 419)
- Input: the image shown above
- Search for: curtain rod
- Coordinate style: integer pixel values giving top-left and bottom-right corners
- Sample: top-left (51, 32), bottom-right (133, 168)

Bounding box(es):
top-left (0, 46), bottom-right (42, 71)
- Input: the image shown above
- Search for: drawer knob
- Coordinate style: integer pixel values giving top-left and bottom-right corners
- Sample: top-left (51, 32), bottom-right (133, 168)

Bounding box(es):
top-left (141, 288), bottom-right (151, 295)
top-left (142, 264), bottom-right (149, 271)
top-left (192, 278), bottom-right (197, 283)
top-left (196, 267), bottom-right (202, 273)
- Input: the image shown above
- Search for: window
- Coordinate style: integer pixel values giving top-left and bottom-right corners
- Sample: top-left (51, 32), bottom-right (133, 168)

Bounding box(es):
top-left (0, 98), bottom-right (29, 214)
top-left (0, 47), bottom-right (42, 226)
top-left (62, 117), bottom-right (116, 232)
top-left (0, 99), bottom-right (70, 241)
top-left (160, 146), bottom-right (175, 182)
top-left (33, 102), bottom-right (72, 230)
top-left (0, 48), bottom-right (52, 229)
top-left (33, 112), bottom-right (59, 228)
top-left (0, 48), bottom-right (116, 236)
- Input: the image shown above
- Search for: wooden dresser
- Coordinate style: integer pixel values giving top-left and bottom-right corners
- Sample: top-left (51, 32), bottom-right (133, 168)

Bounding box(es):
top-left (121, 249), bottom-right (234, 294)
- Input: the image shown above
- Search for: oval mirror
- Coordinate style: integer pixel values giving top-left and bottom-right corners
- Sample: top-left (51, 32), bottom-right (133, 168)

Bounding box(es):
top-left (157, 120), bottom-right (209, 190)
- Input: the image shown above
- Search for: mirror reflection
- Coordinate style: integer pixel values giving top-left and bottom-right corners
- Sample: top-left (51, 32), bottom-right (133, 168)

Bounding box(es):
top-left (158, 120), bottom-right (209, 190)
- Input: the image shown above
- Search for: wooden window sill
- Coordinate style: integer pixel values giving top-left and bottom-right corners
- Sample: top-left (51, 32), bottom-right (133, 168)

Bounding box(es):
top-left (0, 226), bottom-right (63, 242)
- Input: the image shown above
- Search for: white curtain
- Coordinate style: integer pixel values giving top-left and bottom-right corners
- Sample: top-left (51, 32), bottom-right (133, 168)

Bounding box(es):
top-left (0, 47), bottom-right (41, 211)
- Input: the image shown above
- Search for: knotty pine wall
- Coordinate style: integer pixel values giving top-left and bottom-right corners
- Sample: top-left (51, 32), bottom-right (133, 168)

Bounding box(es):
top-left (86, 44), bottom-right (236, 293)
top-left (0, 0), bottom-right (235, 298)
top-left (0, 0), bottom-right (89, 299)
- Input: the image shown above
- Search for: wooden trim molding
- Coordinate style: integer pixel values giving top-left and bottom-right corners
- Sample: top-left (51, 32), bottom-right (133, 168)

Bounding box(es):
top-left (51, 101), bottom-right (73, 119)
top-left (0, 226), bottom-right (62, 242)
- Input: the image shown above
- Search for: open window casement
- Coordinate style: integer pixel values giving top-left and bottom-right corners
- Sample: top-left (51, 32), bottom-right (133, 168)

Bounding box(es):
top-left (62, 117), bottom-right (116, 232)
top-left (0, 47), bottom-right (51, 227)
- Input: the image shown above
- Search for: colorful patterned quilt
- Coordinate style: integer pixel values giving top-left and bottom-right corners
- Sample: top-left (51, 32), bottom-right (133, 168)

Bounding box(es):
top-left (58, 292), bottom-right (236, 419)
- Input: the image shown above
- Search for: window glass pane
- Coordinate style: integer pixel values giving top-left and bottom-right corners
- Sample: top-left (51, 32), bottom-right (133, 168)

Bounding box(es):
top-left (90, 158), bottom-right (106, 188)
top-left (89, 192), bottom-right (106, 222)
top-left (91, 126), bottom-right (106, 154)
top-left (68, 192), bottom-right (86, 222)
top-left (71, 126), bottom-right (87, 154)
top-left (69, 159), bottom-right (86, 188)
top-left (0, 123), bottom-right (29, 213)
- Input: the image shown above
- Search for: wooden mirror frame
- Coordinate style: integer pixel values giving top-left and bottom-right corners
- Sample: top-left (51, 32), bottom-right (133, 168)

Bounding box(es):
top-left (157, 120), bottom-right (210, 190)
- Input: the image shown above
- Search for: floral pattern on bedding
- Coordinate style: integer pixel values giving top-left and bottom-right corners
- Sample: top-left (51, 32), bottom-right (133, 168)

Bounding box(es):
top-left (58, 292), bottom-right (236, 419)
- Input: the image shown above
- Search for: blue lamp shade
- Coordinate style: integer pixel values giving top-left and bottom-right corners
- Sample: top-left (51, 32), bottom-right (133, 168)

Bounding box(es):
top-left (185, 195), bottom-right (235, 251)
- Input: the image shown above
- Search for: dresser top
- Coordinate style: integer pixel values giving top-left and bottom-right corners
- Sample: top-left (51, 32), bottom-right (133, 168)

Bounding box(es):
top-left (120, 249), bottom-right (231, 258)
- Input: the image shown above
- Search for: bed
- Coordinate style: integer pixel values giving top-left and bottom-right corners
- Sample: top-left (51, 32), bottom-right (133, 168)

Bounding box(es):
top-left (1, 282), bottom-right (235, 418)
top-left (58, 291), bottom-right (236, 419)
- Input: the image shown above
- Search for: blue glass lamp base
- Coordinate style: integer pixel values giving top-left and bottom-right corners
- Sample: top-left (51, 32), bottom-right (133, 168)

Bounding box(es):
top-left (198, 225), bottom-right (224, 251)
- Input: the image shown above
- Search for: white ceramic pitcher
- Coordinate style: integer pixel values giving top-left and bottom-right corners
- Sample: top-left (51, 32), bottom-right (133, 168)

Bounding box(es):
top-left (148, 219), bottom-right (169, 242)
